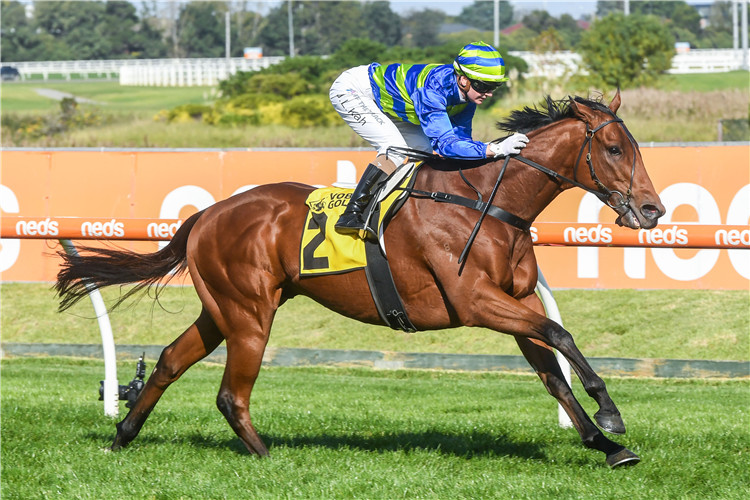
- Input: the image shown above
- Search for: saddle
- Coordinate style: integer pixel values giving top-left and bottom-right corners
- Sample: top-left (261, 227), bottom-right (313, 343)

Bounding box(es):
top-left (299, 156), bottom-right (536, 333)
top-left (299, 163), bottom-right (420, 332)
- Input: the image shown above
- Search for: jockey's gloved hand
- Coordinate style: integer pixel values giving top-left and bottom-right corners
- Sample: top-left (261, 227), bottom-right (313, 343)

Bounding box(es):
top-left (488, 133), bottom-right (529, 157)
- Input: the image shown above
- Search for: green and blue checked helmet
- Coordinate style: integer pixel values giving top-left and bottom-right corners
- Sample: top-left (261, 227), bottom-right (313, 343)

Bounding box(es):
top-left (453, 41), bottom-right (509, 92)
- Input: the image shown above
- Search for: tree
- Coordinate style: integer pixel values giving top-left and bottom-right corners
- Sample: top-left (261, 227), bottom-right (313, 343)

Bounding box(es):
top-left (577, 13), bottom-right (674, 89)
top-left (0, 1), bottom-right (57, 62)
top-left (520, 10), bottom-right (582, 50)
top-left (403, 9), bottom-right (445, 48)
top-left (34, 1), bottom-right (113, 60)
top-left (363, 1), bottom-right (402, 47)
top-left (522, 10), bottom-right (557, 33)
top-left (104, 1), bottom-right (166, 58)
top-left (669, 2), bottom-right (702, 36)
top-left (257, 1), bottom-right (368, 57)
top-left (330, 38), bottom-right (387, 69)
top-left (456, 1), bottom-right (513, 31)
top-left (176, 2), bottom-right (227, 58)
top-left (596, 0), bottom-right (695, 19)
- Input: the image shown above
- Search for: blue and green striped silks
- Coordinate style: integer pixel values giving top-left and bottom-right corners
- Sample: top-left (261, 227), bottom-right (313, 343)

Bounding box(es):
top-left (369, 63), bottom-right (468, 125)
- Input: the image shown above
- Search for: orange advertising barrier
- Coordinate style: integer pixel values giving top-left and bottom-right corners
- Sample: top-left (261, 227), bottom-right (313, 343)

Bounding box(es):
top-left (3, 217), bottom-right (184, 241)
top-left (3, 217), bottom-right (749, 250)
top-left (1, 146), bottom-right (748, 289)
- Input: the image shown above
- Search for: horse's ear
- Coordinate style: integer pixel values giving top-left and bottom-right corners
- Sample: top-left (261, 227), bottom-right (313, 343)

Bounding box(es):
top-left (568, 96), bottom-right (596, 123)
top-left (609, 88), bottom-right (621, 114)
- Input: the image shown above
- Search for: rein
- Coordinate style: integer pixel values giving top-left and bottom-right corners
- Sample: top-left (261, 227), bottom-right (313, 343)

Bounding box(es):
top-left (386, 114), bottom-right (638, 272)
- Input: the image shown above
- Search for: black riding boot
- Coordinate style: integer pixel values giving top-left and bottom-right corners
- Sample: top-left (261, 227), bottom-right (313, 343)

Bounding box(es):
top-left (335, 163), bottom-right (386, 234)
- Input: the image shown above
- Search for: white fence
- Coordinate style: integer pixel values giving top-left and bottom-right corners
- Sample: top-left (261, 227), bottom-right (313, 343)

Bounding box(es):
top-left (509, 50), bottom-right (584, 79)
top-left (118, 57), bottom-right (285, 86)
top-left (669, 49), bottom-right (748, 73)
top-left (510, 48), bottom-right (750, 78)
top-left (0, 57), bottom-right (285, 84)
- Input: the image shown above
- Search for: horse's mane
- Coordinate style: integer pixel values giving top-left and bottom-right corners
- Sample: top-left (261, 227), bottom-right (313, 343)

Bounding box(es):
top-left (497, 94), bottom-right (613, 134)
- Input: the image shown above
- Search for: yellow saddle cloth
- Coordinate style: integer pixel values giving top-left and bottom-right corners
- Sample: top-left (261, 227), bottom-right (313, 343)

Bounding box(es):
top-left (299, 165), bottom-right (417, 276)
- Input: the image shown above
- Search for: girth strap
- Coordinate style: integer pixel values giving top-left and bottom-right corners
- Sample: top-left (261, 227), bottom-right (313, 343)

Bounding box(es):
top-left (402, 188), bottom-right (532, 233)
top-left (430, 192), bottom-right (532, 232)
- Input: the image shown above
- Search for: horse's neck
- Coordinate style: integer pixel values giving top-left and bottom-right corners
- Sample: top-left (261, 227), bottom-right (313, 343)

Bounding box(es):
top-left (418, 120), bottom-right (582, 225)
top-left (493, 122), bottom-right (581, 223)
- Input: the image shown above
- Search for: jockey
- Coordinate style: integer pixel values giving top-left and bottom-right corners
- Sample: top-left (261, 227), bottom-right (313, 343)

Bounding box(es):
top-left (329, 41), bottom-right (529, 234)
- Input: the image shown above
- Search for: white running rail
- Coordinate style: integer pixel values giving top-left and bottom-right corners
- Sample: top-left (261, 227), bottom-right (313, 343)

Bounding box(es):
top-left (509, 48), bottom-right (750, 78)
top-left (536, 267), bottom-right (573, 429)
top-left (0, 57), bottom-right (285, 84)
top-left (58, 239), bottom-right (119, 417)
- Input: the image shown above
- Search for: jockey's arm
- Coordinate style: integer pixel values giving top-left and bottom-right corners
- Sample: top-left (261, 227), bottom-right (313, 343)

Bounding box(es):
top-left (415, 89), bottom-right (487, 160)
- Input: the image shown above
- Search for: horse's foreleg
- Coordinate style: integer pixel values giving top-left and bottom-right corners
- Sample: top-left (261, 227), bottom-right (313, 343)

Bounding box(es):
top-left (111, 307), bottom-right (224, 450)
top-left (514, 335), bottom-right (639, 466)
top-left (469, 283), bottom-right (625, 435)
top-left (514, 296), bottom-right (639, 466)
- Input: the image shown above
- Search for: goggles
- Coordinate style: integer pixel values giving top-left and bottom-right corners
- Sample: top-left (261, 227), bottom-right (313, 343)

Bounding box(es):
top-left (468, 78), bottom-right (503, 94)
top-left (455, 63), bottom-right (504, 94)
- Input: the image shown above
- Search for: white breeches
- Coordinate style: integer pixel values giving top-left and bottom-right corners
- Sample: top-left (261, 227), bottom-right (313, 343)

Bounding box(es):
top-left (329, 65), bottom-right (432, 165)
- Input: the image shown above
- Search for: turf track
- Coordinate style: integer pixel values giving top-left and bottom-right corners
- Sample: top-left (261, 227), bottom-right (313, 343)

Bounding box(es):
top-left (1, 357), bottom-right (748, 499)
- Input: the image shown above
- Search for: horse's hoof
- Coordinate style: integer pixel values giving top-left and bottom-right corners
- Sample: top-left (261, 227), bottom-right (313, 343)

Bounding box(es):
top-left (606, 447), bottom-right (640, 468)
top-left (595, 411), bottom-right (626, 435)
top-left (110, 435), bottom-right (126, 451)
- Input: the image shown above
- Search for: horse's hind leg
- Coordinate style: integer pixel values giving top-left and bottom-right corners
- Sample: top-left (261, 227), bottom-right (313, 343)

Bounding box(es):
top-left (210, 289), bottom-right (281, 456)
top-left (215, 334), bottom-right (271, 456)
top-left (111, 307), bottom-right (224, 450)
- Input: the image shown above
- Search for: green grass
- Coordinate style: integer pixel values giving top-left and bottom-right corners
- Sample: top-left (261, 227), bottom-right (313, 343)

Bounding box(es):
top-left (2, 283), bottom-right (747, 361)
top-left (1, 81), bottom-right (213, 113)
top-left (1, 357), bottom-right (748, 499)
top-left (669, 70), bottom-right (750, 93)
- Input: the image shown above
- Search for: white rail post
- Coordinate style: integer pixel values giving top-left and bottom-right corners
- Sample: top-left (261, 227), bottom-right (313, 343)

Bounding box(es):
top-left (743, 0), bottom-right (749, 70)
top-left (536, 267), bottom-right (573, 429)
top-left (59, 239), bottom-right (119, 417)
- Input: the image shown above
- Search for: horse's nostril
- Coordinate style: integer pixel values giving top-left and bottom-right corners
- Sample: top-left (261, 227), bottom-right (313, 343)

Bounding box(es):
top-left (641, 204), bottom-right (661, 220)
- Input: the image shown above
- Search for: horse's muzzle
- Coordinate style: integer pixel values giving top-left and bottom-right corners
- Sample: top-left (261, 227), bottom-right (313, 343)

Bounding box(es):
top-left (615, 201), bottom-right (664, 230)
top-left (639, 203), bottom-right (664, 228)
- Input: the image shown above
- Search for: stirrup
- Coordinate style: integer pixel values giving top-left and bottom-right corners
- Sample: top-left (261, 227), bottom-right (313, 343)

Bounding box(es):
top-left (334, 213), bottom-right (365, 233)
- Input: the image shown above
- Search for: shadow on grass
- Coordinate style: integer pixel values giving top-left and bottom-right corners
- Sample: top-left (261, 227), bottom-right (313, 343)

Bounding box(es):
top-left (261, 431), bottom-right (546, 460)
top-left (86, 429), bottom-right (548, 460)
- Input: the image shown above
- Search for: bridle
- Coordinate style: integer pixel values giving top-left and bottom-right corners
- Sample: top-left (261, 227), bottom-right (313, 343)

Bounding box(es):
top-left (387, 104), bottom-right (641, 274)
top-left (500, 114), bottom-right (638, 214)
top-left (572, 116), bottom-right (637, 210)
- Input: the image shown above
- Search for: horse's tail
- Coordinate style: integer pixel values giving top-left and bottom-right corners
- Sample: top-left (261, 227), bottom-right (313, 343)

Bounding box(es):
top-left (55, 210), bottom-right (206, 312)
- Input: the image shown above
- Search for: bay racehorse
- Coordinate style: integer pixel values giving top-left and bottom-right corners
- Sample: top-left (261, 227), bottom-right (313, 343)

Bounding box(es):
top-left (55, 91), bottom-right (665, 467)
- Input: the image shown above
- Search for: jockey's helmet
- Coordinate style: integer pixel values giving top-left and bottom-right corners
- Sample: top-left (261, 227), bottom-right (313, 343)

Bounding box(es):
top-left (453, 41), bottom-right (509, 92)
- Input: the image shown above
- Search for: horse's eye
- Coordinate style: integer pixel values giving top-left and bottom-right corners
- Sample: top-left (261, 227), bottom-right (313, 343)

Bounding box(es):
top-left (608, 146), bottom-right (622, 156)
